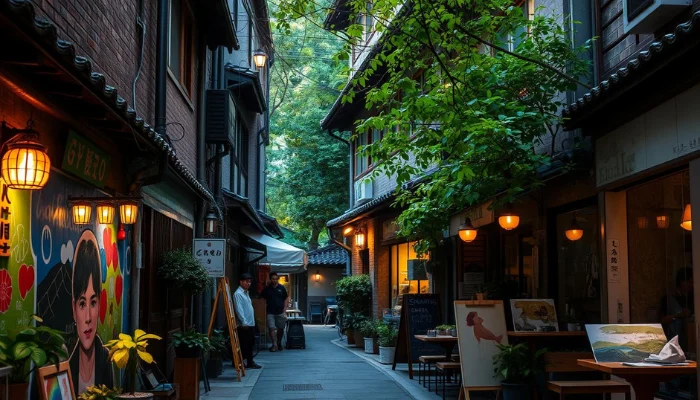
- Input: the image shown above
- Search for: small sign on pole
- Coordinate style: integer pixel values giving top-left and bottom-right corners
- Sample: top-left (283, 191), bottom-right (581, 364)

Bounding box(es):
top-left (193, 238), bottom-right (226, 278)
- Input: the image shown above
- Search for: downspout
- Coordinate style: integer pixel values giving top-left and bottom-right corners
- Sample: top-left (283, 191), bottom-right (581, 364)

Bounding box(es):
top-left (196, 35), bottom-right (208, 332)
top-left (327, 129), bottom-right (352, 210)
top-left (155, 0), bottom-right (169, 136)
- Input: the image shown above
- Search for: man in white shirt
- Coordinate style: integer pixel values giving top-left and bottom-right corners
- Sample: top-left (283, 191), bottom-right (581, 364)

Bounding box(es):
top-left (234, 273), bottom-right (261, 369)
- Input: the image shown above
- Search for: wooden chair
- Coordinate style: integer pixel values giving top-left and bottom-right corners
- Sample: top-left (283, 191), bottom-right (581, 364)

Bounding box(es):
top-left (418, 355), bottom-right (445, 390)
top-left (436, 361), bottom-right (461, 400)
top-left (545, 352), bottom-right (631, 399)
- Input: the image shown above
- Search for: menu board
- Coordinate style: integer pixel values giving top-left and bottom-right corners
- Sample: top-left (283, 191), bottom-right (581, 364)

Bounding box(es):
top-left (392, 294), bottom-right (444, 378)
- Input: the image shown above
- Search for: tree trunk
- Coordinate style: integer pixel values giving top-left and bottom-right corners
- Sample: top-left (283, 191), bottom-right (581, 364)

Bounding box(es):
top-left (308, 226), bottom-right (322, 250)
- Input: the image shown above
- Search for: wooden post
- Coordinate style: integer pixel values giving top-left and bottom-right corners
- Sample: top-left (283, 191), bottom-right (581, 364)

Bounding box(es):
top-left (174, 358), bottom-right (200, 400)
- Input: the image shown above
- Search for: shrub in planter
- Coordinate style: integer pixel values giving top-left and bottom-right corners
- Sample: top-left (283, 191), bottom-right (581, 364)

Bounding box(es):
top-left (0, 315), bottom-right (68, 400)
top-left (436, 324), bottom-right (455, 336)
top-left (350, 313), bottom-right (368, 351)
top-left (206, 329), bottom-right (227, 378)
top-left (159, 248), bottom-right (210, 329)
top-left (493, 343), bottom-right (546, 400)
top-left (343, 314), bottom-right (356, 346)
top-left (359, 321), bottom-right (377, 354)
top-left (335, 275), bottom-right (372, 315)
top-left (171, 329), bottom-right (211, 359)
top-left (377, 324), bottom-right (398, 364)
top-left (372, 320), bottom-right (386, 354)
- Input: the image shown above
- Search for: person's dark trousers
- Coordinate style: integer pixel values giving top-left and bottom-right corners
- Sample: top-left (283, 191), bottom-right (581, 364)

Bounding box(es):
top-left (237, 326), bottom-right (255, 366)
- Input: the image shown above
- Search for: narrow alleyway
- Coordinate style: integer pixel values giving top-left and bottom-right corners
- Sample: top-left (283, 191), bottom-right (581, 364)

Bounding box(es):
top-left (249, 325), bottom-right (414, 399)
top-left (203, 325), bottom-right (416, 399)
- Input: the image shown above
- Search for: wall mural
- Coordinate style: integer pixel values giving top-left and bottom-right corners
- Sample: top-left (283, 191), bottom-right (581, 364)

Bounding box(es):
top-left (0, 173), bottom-right (130, 394)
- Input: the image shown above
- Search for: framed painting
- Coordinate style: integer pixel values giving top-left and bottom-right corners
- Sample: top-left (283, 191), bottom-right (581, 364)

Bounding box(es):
top-left (37, 361), bottom-right (75, 400)
top-left (510, 299), bottom-right (558, 332)
top-left (585, 324), bottom-right (667, 362)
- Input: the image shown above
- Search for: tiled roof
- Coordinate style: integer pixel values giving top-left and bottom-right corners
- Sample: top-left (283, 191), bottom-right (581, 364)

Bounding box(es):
top-left (326, 192), bottom-right (394, 228)
top-left (0, 0), bottom-right (222, 219)
top-left (307, 243), bottom-right (348, 266)
top-left (563, 10), bottom-right (700, 122)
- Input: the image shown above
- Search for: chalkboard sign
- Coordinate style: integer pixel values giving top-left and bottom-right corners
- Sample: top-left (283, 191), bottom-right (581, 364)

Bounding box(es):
top-left (392, 294), bottom-right (444, 378)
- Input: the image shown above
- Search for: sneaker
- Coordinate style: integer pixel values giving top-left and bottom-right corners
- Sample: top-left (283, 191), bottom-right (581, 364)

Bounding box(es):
top-left (269, 346), bottom-right (278, 352)
top-left (246, 363), bottom-right (262, 369)
top-left (277, 343), bottom-right (284, 352)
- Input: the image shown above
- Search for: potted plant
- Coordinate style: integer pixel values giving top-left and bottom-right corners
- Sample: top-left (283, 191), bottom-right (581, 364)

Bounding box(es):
top-left (0, 315), bottom-right (68, 400)
top-left (436, 324), bottom-right (455, 336)
top-left (561, 307), bottom-right (580, 331)
top-left (103, 329), bottom-right (161, 399)
top-left (78, 385), bottom-right (123, 400)
top-left (475, 284), bottom-right (488, 300)
top-left (359, 320), bottom-right (377, 354)
top-left (343, 314), bottom-right (356, 346)
top-left (171, 328), bottom-right (211, 359)
top-left (350, 313), bottom-right (368, 351)
top-left (492, 343), bottom-right (546, 400)
top-left (158, 248), bottom-right (210, 330)
top-left (373, 320), bottom-right (385, 354)
top-left (377, 324), bottom-right (398, 364)
top-left (206, 329), bottom-right (226, 378)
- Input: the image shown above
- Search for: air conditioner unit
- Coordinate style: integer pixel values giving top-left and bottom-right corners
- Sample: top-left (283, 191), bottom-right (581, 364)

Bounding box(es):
top-left (623, 0), bottom-right (691, 34)
top-left (354, 179), bottom-right (373, 204)
top-left (205, 89), bottom-right (235, 144)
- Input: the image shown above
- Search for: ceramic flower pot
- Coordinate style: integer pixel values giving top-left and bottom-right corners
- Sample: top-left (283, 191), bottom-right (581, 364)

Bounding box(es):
top-left (364, 337), bottom-right (374, 354)
top-left (378, 346), bottom-right (395, 364)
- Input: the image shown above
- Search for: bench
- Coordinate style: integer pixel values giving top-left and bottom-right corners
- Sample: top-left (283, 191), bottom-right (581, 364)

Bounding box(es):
top-left (545, 352), bottom-right (631, 399)
top-left (436, 361), bottom-right (461, 400)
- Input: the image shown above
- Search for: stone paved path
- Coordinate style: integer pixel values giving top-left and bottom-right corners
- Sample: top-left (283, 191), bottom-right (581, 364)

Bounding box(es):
top-left (248, 324), bottom-right (415, 399)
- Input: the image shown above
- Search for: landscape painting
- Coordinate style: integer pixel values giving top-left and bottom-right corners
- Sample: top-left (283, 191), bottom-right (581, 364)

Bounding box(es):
top-left (585, 324), bottom-right (667, 362)
top-left (510, 299), bottom-right (558, 332)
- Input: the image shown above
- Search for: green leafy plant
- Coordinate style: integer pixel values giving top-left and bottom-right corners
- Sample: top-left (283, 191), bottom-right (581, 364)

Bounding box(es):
top-left (171, 329), bottom-right (212, 355)
top-left (78, 384), bottom-right (123, 400)
top-left (493, 343), bottom-right (547, 384)
top-left (0, 315), bottom-right (68, 383)
top-left (377, 324), bottom-right (398, 347)
top-left (373, 320), bottom-right (387, 338)
top-left (208, 329), bottom-right (227, 359)
top-left (348, 312), bottom-right (368, 330)
top-left (158, 248), bottom-right (210, 295)
top-left (335, 275), bottom-right (372, 314)
top-left (436, 325), bottom-right (455, 331)
top-left (359, 320), bottom-right (377, 338)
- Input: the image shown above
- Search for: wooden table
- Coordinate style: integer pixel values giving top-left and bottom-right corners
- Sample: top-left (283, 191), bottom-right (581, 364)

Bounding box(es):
top-left (577, 359), bottom-right (697, 400)
top-left (414, 335), bottom-right (458, 361)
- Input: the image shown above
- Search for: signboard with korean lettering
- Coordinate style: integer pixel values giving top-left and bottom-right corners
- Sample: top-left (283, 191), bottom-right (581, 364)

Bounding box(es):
top-left (61, 130), bottom-right (111, 188)
top-left (607, 239), bottom-right (621, 283)
top-left (193, 239), bottom-right (226, 277)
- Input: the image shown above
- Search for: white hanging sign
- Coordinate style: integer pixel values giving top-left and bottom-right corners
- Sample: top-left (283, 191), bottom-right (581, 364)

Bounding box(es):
top-left (193, 238), bottom-right (226, 278)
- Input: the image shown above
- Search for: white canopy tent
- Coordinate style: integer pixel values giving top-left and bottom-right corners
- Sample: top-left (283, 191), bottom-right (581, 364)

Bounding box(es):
top-left (241, 226), bottom-right (307, 273)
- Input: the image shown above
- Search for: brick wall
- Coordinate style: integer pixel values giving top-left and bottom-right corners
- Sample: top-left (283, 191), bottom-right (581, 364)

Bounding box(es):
top-left (30, 0), bottom-right (208, 176)
top-left (600, 0), bottom-right (700, 79)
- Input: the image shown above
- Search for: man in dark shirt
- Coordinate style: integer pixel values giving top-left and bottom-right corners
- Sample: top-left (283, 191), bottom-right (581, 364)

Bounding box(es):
top-left (261, 272), bottom-right (289, 352)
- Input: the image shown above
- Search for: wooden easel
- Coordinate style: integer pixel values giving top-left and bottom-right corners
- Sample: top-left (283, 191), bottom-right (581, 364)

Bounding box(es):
top-left (208, 277), bottom-right (245, 381)
top-left (454, 300), bottom-right (506, 400)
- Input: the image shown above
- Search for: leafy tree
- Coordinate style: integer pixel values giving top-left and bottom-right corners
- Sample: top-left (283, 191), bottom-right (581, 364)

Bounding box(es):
top-left (268, 0), bottom-right (350, 249)
top-left (275, 0), bottom-right (592, 254)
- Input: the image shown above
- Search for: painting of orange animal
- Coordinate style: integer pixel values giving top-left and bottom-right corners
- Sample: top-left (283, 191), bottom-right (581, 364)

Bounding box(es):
top-left (510, 299), bottom-right (559, 332)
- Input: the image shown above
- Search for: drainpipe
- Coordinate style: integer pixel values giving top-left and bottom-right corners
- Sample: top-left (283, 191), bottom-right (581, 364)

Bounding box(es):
top-left (155, 0), bottom-right (169, 136)
top-left (196, 35), bottom-right (209, 332)
top-left (328, 130), bottom-right (352, 210)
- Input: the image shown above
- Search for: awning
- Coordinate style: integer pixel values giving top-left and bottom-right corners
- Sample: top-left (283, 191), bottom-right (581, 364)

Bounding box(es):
top-left (241, 226), bottom-right (307, 273)
top-left (224, 64), bottom-right (266, 114)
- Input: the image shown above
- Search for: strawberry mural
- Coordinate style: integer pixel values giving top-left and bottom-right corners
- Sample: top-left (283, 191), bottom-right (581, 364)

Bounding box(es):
top-left (0, 269), bottom-right (12, 313)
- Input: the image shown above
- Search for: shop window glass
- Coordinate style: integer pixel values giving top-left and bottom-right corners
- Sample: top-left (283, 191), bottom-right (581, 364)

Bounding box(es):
top-left (504, 233), bottom-right (536, 298)
top-left (555, 205), bottom-right (600, 324)
top-left (391, 241), bottom-right (430, 309)
top-left (628, 171), bottom-right (695, 398)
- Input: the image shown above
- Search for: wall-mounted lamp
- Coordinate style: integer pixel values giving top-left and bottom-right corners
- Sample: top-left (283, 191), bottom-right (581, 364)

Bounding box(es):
top-left (1, 120), bottom-right (51, 190)
top-left (458, 218), bottom-right (477, 243)
top-left (565, 215), bottom-right (583, 241)
top-left (681, 204), bottom-right (692, 231)
top-left (69, 197), bottom-right (141, 226)
top-left (498, 205), bottom-right (520, 231)
top-left (72, 201), bottom-right (92, 225)
top-left (204, 209), bottom-right (219, 236)
top-left (656, 215), bottom-right (669, 229)
top-left (96, 202), bottom-right (115, 225)
top-left (355, 227), bottom-right (366, 249)
top-left (253, 49), bottom-right (267, 68)
top-left (637, 216), bottom-right (649, 229)
top-left (315, 270), bottom-right (321, 282)
top-left (343, 226), bottom-right (354, 236)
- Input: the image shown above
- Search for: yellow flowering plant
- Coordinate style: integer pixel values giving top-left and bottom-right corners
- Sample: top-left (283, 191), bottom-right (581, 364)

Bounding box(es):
top-left (77, 384), bottom-right (122, 400)
top-left (104, 329), bottom-right (161, 395)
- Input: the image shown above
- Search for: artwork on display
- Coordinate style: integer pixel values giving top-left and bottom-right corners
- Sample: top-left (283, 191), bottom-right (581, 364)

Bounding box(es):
top-left (585, 324), bottom-right (667, 362)
top-left (454, 300), bottom-right (508, 389)
top-left (37, 361), bottom-right (75, 400)
top-left (0, 174), bottom-right (130, 395)
top-left (510, 299), bottom-right (558, 332)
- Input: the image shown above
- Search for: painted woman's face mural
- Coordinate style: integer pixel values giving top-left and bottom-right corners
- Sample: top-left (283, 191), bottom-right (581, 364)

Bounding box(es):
top-left (72, 230), bottom-right (101, 352)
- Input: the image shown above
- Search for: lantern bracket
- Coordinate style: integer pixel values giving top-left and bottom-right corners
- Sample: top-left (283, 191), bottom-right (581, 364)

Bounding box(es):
top-left (68, 196), bottom-right (143, 203)
top-left (1, 120), bottom-right (40, 146)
